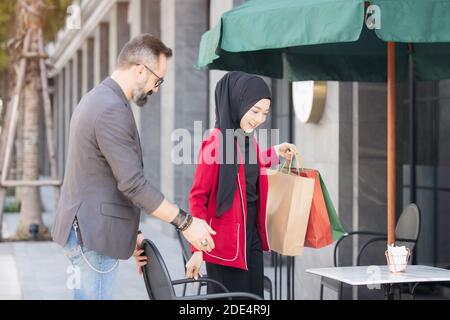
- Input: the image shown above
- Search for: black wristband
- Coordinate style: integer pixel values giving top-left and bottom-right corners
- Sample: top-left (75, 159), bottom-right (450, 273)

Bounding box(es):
top-left (137, 230), bottom-right (142, 235)
top-left (170, 209), bottom-right (188, 229)
top-left (178, 213), bottom-right (193, 232)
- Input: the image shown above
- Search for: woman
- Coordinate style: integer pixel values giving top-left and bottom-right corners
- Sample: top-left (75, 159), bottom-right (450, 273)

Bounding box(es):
top-left (185, 71), bottom-right (297, 297)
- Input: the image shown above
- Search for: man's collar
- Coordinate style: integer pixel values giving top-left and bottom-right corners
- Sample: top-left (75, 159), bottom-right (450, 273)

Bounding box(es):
top-left (102, 77), bottom-right (130, 107)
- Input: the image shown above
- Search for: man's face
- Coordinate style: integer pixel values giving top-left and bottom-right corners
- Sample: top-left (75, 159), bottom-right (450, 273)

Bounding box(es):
top-left (131, 54), bottom-right (168, 107)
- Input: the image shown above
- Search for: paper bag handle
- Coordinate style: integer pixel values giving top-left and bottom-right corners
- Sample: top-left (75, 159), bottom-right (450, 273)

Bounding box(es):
top-left (279, 151), bottom-right (303, 175)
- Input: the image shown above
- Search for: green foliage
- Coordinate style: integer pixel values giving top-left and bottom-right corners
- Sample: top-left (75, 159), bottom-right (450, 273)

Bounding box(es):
top-left (0, 0), bottom-right (71, 71)
top-left (3, 197), bottom-right (21, 213)
top-left (0, 1), bottom-right (16, 71)
top-left (4, 189), bottom-right (20, 213)
top-left (42, 0), bottom-right (72, 42)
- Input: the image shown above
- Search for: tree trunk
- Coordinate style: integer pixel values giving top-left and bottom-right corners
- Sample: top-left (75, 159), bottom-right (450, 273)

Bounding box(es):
top-left (15, 84), bottom-right (24, 203)
top-left (13, 30), bottom-right (49, 240)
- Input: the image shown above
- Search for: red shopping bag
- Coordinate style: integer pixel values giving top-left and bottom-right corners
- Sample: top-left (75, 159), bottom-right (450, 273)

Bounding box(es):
top-left (300, 169), bottom-right (333, 248)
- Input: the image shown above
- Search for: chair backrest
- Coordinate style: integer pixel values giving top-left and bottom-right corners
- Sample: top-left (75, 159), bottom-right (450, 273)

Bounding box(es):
top-left (333, 203), bottom-right (422, 267)
top-left (176, 230), bottom-right (192, 264)
top-left (141, 239), bottom-right (177, 300)
top-left (395, 203), bottom-right (421, 250)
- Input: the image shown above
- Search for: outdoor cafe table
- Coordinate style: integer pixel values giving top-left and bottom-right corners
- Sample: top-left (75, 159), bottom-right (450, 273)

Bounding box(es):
top-left (307, 265), bottom-right (450, 300)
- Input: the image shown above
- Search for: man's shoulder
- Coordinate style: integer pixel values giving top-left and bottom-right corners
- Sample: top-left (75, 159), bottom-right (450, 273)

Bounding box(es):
top-left (84, 83), bottom-right (123, 105)
top-left (77, 82), bottom-right (126, 116)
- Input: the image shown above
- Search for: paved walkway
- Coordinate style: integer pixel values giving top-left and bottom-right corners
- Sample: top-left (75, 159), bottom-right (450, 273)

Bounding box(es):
top-left (0, 186), bottom-right (282, 300)
top-left (1, 186), bottom-right (448, 300)
top-left (0, 212), bottom-right (194, 300)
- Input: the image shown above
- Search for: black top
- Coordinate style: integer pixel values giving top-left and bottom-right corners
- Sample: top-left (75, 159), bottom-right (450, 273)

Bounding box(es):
top-left (236, 129), bottom-right (259, 206)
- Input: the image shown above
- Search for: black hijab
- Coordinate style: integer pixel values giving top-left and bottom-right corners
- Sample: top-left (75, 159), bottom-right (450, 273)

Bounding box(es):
top-left (214, 71), bottom-right (271, 216)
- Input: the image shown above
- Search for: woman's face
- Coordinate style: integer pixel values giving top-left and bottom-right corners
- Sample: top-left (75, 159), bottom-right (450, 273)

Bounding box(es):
top-left (240, 98), bottom-right (271, 133)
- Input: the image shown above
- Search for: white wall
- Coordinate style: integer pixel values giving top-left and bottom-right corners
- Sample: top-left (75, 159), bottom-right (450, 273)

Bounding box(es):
top-left (293, 81), bottom-right (340, 300)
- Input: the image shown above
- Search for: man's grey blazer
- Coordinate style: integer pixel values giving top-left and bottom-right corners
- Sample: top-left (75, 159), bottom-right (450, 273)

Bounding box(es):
top-left (52, 77), bottom-right (164, 260)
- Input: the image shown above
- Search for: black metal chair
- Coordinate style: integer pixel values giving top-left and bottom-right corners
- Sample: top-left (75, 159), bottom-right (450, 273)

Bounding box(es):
top-left (175, 230), bottom-right (273, 299)
top-left (140, 238), bottom-right (262, 300)
top-left (175, 229), bottom-right (204, 296)
top-left (320, 203), bottom-right (421, 300)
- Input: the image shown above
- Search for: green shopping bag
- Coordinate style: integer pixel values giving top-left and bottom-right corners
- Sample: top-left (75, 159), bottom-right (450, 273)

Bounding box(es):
top-left (318, 173), bottom-right (346, 241)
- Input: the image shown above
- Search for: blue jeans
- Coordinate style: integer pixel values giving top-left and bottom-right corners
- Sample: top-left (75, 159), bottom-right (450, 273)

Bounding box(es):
top-left (63, 227), bottom-right (119, 300)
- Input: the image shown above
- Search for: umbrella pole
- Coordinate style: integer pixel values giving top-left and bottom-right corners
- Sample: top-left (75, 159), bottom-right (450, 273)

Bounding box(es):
top-left (387, 42), bottom-right (396, 246)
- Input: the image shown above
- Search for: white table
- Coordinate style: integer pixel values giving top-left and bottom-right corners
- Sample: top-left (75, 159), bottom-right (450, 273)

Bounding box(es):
top-left (306, 265), bottom-right (450, 300)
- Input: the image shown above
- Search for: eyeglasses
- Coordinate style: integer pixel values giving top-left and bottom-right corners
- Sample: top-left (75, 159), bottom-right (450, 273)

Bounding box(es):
top-left (136, 64), bottom-right (164, 88)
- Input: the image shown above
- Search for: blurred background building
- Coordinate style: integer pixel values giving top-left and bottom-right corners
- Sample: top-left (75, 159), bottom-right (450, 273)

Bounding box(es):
top-left (46, 0), bottom-right (450, 299)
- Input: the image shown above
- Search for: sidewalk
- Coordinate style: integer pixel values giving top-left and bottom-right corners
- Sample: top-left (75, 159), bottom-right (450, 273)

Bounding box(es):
top-left (0, 187), bottom-right (280, 300)
top-left (0, 212), bottom-right (190, 300)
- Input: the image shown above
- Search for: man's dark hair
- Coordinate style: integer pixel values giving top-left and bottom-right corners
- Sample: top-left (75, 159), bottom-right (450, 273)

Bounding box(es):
top-left (116, 33), bottom-right (172, 69)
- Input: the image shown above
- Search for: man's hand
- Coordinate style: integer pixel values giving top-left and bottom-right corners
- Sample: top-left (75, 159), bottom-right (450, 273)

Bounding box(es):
top-left (182, 217), bottom-right (216, 252)
top-left (133, 233), bottom-right (147, 275)
top-left (185, 251), bottom-right (203, 280)
top-left (149, 200), bottom-right (216, 252)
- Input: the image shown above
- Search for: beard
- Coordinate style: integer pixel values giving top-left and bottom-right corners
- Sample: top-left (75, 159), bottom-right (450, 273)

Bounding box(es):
top-left (131, 82), bottom-right (152, 107)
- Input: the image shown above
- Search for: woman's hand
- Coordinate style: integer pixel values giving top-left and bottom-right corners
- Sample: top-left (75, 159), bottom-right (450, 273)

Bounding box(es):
top-left (185, 251), bottom-right (203, 280)
top-left (274, 142), bottom-right (298, 161)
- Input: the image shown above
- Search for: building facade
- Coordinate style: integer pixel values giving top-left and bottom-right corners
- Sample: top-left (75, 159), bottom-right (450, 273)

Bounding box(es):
top-left (48, 0), bottom-right (450, 299)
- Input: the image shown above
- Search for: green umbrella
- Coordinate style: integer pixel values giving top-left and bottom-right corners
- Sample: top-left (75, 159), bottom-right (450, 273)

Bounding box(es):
top-left (196, 0), bottom-right (450, 245)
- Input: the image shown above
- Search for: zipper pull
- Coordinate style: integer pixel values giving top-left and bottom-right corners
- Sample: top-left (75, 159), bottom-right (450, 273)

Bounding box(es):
top-left (73, 218), bottom-right (83, 246)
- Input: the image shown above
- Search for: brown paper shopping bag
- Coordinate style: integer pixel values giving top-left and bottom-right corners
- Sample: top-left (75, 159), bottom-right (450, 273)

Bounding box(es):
top-left (266, 155), bottom-right (314, 256)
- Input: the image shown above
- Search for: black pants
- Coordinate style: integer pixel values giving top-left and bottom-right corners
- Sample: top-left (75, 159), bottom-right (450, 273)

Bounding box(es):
top-left (206, 202), bottom-right (263, 298)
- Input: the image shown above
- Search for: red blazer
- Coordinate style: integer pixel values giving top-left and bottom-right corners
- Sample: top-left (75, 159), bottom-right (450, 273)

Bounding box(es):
top-left (189, 128), bottom-right (279, 270)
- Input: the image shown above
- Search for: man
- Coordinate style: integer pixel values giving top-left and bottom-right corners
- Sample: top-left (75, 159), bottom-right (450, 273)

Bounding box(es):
top-left (52, 34), bottom-right (215, 300)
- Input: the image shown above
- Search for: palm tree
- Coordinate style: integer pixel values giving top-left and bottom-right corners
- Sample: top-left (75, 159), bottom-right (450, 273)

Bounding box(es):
top-left (1, 0), bottom-right (70, 240)
top-left (11, 0), bottom-right (49, 240)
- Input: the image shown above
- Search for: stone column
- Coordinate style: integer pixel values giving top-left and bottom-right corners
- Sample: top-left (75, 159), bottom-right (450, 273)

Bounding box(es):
top-left (72, 55), bottom-right (78, 113)
top-left (129, 0), bottom-right (141, 39)
top-left (94, 22), bottom-right (110, 85)
top-left (93, 25), bottom-right (101, 87)
top-left (110, 1), bottom-right (136, 129)
top-left (76, 49), bottom-right (83, 104)
top-left (57, 70), bottom-right (65, 177)
top-left (64, 63), bottom-right (72, 166)
top-left (353, 82), bottom-right (388, 300)
top-left (337, 82), bottom-right (359, 300)
top-left (171, 0), bottom-right (209, 210)
top-left (81, 41), bottom-right (88, 96)
top-left (208, 0), bottom-right (233, 127)
top-left (109, 1), bottom-right (130, 74)
top-left (51, 75), bottom-right (58, 160)
top-left (139, 0), bottom-right (163, 195)
top-left (86, 37), bottom-right (95, 92)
